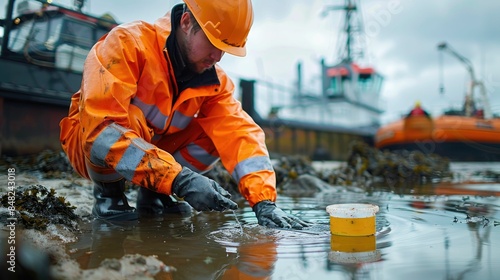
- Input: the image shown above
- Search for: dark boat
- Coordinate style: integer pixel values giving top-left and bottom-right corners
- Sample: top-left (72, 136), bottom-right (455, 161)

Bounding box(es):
top-left (0, 0), bottom-right (117, 155)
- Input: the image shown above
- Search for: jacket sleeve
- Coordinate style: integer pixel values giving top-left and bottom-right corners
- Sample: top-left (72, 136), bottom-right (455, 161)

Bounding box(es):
top-left (195, 71), bottom-right (277, 207)
top-left (79, 25), bottom-right (181, 194)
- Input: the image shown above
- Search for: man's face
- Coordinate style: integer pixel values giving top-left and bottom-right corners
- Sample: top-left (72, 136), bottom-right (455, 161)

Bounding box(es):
top-left (180, 13), bottom-right (225, 74)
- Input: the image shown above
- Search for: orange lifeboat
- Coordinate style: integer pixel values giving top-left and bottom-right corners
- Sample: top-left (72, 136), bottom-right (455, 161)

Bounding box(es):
top-left (377, 42), bottom-right (500, 161)
top-left (375, 114), bottom-right (500, 161)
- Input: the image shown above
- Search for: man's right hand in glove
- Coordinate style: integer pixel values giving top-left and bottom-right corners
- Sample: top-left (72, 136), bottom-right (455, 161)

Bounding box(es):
top-left (172, 167), bottom-right (238, 212)
top-left (253, 200), bottom-right (310, 229)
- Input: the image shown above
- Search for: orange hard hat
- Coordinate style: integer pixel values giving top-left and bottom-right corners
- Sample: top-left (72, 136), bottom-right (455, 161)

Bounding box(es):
top-left (183, 0), bottom-right (254, 57)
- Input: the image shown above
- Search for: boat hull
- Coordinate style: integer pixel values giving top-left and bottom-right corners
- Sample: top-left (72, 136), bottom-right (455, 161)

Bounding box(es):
top-left (375, 115), bottom-right (500, 161)
top-left (0, 58), bottom-right (79, 156)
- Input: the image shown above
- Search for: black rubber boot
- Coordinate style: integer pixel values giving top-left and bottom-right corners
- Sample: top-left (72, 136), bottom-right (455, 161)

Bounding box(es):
top-left (137, 187), bottom-right (192, 215)
top-left (92, 179), bottom-right (138, 221)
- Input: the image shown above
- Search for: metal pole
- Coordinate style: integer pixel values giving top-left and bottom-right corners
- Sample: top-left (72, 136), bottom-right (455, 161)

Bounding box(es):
top-left (1, 0), bottom-right (15, 57)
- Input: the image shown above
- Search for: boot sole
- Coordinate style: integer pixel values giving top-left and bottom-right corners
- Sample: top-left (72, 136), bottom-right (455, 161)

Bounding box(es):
top-left (92, 208), bottom-right (139, 221)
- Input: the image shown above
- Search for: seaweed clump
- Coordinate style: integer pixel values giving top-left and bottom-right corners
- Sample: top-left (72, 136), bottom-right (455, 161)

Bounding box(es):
top-left (270, 141), bottom-right (453, 190)
top-left (273, 155), bottom-right (317, 184)
top-left (0, 185), bottom-right (79, 231)
top-left (322, 141), bottom-right (452, 188)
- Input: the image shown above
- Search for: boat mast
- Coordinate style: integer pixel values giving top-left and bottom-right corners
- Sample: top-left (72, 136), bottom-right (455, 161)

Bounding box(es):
top-left (322, 0), bottom-right (364, 63)
top-left (73, 0), bottom-right (86, 11)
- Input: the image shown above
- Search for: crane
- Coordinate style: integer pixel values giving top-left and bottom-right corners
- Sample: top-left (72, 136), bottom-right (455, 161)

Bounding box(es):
top-left (437, 42), bottom-right (491, 119)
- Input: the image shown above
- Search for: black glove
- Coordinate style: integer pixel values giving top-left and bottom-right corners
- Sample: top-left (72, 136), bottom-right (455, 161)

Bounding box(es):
top-left (172, 167), bottom-right (238, 212)
top-left (253, 200), bottom-right (309, 229)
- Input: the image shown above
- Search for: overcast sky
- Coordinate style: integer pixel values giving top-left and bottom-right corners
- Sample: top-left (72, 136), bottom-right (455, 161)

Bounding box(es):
top-left (2, 0), bottom-right (499, 124)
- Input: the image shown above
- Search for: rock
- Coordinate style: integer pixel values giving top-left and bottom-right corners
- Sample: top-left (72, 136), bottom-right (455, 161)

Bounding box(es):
top-left (279, 174), bottom-right (336, 196)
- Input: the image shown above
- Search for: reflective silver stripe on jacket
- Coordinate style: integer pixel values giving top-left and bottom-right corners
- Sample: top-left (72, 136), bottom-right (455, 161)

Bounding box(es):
top-left (90, 122), bottom-right (126, 166)
top-left (90, 122), bottom-right (154, 181)
top-left (131, 97), bottom-right (194, 131)
top-left (173, 143), bottom-right (220, 173)
top-left (232, 156), bottom-right (274, 184)
top-left (131, 97), bottom-right (169, 130)
top-left (170, 110), bottom-right (193, 130)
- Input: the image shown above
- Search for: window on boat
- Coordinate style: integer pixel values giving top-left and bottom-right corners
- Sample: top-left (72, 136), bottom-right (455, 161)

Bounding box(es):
top-left (54, 17), bottom-right (95, 72)
top-left (7, 11), bottom-right (103, 72)
top-left (8, 14), bottom-right (64, 65)
top-left (327, 76), bottom-right (342, 97)
top-left (59, 18), bottom-right (94, 49)
top-left (8, 16), bottom-right (62, 54)
top-left (357, 73), bottom-right (383, 95)
top-left (326, 75), bottom-right (350, 98)
top-left (372, 74), bottom-right (383, 94)
top-left (358, 73), bottom-right (373, 92)
top-left (8, 18), bottom-right (34, 53)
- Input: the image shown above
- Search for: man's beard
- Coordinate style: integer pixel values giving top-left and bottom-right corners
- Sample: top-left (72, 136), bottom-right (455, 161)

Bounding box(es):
top-left (188, 60), bottom-right (213, 74)
top-left (181, 39), bottom-right (213, 74)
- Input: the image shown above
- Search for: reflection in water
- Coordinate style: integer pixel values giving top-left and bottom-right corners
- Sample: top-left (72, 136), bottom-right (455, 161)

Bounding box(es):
top-left (443, 197), bottom-right (494, 279)
top-left (67, 166), bottom-right (500, 279)
top-left (210, 228), bottom-right (278, 279)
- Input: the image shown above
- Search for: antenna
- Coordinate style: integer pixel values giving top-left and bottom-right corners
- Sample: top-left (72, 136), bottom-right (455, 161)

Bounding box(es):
top-left (439, 46), bottom-right (444, 94)
top-left (321, 0), bottom-right (365, 63)
top-left (74, 0), bottom-right (85, 11)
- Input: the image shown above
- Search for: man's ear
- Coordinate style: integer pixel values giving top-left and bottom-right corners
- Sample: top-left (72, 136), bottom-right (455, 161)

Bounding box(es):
top-left (179, 12), bottom-right (192, 33)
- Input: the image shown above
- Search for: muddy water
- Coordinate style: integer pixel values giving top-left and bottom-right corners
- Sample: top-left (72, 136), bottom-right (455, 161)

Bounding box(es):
top-left (67, 163), bottom-right (500, 280)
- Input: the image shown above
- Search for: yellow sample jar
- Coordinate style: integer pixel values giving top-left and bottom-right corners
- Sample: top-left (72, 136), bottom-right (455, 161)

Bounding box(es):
top-left (326, 203), bottom-right (379, 236)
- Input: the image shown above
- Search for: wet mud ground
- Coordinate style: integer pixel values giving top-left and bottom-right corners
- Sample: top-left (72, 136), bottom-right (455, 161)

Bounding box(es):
top-left (1, 143), bottom-right (500, 279)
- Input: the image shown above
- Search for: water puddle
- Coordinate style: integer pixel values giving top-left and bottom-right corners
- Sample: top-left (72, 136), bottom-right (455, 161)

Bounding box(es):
top-left (65, 164), bottom-right (500, 279)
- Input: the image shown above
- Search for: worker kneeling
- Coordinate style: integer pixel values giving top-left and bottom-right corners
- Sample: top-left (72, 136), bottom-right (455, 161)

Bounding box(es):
top-left (59, 0), bottom-right (308, 229)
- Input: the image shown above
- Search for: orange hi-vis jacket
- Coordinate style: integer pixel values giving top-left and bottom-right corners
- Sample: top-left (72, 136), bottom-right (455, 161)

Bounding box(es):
top-left (59, 13), bottom-right (276, 207)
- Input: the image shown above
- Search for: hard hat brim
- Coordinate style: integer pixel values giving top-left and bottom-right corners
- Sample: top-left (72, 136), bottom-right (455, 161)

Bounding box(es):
top-left (204, 31), bottom-right (247, 57)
